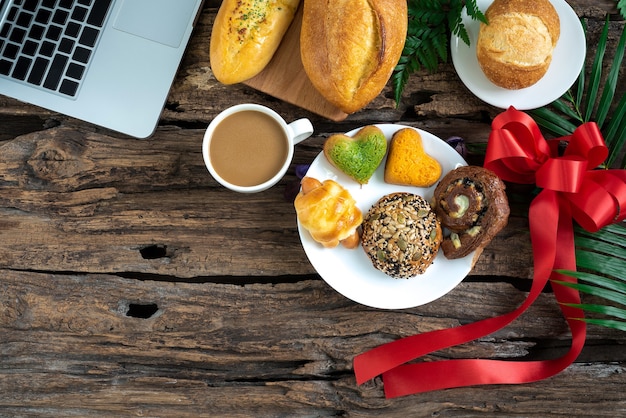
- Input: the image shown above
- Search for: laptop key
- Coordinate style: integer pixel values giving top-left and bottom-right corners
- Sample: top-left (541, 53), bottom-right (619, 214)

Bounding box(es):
top-left (58, 0), bottom-right (74, 10)
top-left (27, 56), bottom-right (50, 85)
top-left (66, 62), bottom-right (85, 79)
top-left (0, 23), bottom-right (10, 38)
top-left (46, 25), bottom-right (63, 41)
top-left (52, 9), bottom-right (69, 25)
top-left (23, 39), bottom-right (38, 55)
top-left (16, 11), bottom-right (34, 28)
top-left (65, 21), bottom-right (81, 37)
top-left (42, 0), bottom-right (58, 8)
top-left (9, 27), bottom-right (26, 43)
top-left (72, 46), bottom-right (91, 63)
top-left (87, 0), bottom-right (113, 27)
top-left (43, 54), bottom-right (68, 90)
top-left (58, 37), bottom-right (74, 54)
top-left (59, 78), bottom-right (79, 96)
top-left (0, 59), bottom-right (13, 76)
top-left (3, 43), bottom-right (19, 60)
top-left (28, 24), bottom-right (46, 40)
top-left (7, 7), bottom-right (18, 22)
top-left (23, 0), bottom-right (38, 12)
top-left (71, 6), bottom-right (88, 22)
top-left (35, 9), bottom-right (53, 25)
top-left (12, 56), bottom-right (32, 80)
top-left (79, 26), bottom-right (98, 47)
top-left (39, 40), bottom-right (55, 57)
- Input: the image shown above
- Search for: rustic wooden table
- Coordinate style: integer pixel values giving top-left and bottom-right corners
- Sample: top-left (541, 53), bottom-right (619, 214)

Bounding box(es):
top-left (1, 0), bottom-right (625, 416)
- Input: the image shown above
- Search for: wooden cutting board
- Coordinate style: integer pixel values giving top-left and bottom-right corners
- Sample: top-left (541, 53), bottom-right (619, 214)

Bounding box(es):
top-left (243, 7), bottom-right (348, 122)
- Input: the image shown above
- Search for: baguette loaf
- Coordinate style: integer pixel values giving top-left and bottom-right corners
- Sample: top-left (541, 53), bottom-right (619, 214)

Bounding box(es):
top-left (476, 0), bottom-right (560, 90)
top-left (210, 0), bottom-right (301, 85)
top-left (300, 0), bottom-right (407, 114)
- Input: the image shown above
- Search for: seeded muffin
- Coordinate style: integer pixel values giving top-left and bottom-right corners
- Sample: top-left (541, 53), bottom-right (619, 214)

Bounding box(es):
top-left (361, 192), bottom-right (442, 279)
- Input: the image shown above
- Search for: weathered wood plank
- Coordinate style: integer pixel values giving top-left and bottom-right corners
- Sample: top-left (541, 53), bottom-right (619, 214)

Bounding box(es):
top-left (0, 126), bottom-right (532, 278)
top-left (2, 272), bottom-right (624, 363)
top-left (1, 271), bottom-right (625, 416)
top-left (1, 364), bottom-right (625, 417)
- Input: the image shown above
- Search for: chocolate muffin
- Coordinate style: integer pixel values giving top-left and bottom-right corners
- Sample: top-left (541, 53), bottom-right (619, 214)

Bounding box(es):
top-left (361, 192), bottom-right (442, 279)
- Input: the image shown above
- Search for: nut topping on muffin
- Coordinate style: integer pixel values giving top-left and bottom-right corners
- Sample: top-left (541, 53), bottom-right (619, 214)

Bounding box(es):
top-left (361, 192), bottom-right (442, 279)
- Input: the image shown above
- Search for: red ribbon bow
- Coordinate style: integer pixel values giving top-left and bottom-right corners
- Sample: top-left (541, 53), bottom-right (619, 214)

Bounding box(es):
top-left (485, 107), bottom-right (626, 230)
top-left (353, 107), bottom-right (626, 398)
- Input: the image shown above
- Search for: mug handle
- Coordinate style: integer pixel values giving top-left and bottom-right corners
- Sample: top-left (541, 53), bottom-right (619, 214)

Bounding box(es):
top-left (287, 118), bottom-right (314, 145)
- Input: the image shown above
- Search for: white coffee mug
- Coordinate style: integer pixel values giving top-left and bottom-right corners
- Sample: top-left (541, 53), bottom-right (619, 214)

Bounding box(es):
top-left (202, 104), bottom-right (314, 193)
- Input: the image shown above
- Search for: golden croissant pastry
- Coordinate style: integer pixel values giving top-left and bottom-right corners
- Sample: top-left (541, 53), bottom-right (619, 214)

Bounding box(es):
top-left (294, 177), bottom-right (362, 248)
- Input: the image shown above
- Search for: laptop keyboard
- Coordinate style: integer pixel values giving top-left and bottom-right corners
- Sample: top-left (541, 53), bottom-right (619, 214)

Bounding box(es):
top-left (0, 0), bottom-right (113, 98)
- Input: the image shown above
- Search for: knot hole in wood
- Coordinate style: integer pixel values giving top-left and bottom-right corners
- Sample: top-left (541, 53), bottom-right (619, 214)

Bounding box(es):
top-left (126, 303), bottom-right (159, 319)
top-left (117, 300), bottom-right (160, 319)
top-left (140, 244), bottom-right (168, 259)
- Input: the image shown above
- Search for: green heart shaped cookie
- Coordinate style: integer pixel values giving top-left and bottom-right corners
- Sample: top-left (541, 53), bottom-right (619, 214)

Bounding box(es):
top-left (323, 125), bottom-right (387, 184)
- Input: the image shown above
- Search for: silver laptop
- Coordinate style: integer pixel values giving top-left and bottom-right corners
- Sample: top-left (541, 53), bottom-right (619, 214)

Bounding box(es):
top-left (0, 0), bottom-right (204, 138)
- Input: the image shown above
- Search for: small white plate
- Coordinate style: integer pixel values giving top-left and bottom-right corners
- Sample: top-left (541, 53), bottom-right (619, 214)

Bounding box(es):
top-left (297, 124), bottom-right (474, 309)
top-left (450, 0), bottom-right (586, 110)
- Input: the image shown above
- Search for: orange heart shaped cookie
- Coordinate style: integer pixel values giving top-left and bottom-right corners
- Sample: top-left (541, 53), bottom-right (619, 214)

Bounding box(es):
top-left (384, 128), bottom-right (442, 187)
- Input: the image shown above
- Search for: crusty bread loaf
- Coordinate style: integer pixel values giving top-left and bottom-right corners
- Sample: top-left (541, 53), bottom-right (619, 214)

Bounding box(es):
top-left (210, 0), bottom-right (301, 85)
top-left (476, 0), bottom-right (560, 90)
top-left (300, 0), bottom-right (407, 114)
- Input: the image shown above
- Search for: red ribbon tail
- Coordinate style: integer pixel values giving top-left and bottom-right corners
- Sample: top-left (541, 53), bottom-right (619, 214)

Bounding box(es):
top-left (378, 192), bottom-right (586, 398)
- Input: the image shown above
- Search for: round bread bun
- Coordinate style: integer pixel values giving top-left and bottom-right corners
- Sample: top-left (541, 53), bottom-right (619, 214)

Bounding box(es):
top-left (361, 193), bottom-right (442, 279)
top-left (476, 0), bottom-right (560, 90)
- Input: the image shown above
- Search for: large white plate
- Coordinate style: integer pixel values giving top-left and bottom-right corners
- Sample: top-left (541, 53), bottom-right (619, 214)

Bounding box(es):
top-left (450, 0), bottom-right (586, 110)
top-left (297, 124), bottom-right (474, 309)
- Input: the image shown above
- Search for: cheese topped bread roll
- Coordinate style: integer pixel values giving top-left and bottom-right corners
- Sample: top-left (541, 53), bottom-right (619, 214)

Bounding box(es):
top-left (210, 0), bottom-right (300, 84)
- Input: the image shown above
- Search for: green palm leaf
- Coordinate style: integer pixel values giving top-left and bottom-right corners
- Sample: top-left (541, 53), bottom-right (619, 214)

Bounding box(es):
top-left (551, 96), bottom-right (582, 122)
top-left (596, 18), bottom-right (626, 127)
top-left (530, 17), bottom-right (626, 169)
top-left (553, 276), bottom-right (626, 304)
top-left (554, 223), bottom-right (626, 331)
top-left (392, 0), bottom-right (487, 104)
top-left (575, 250), bottom-right (626, 278)
top-left (568, 304), bottom-right (626, 320)
top-left (575, 223), bottom-right (626, 248)
top-left (604, 90), bottom-right (626, 167)
top-left (584, 18), bottom-right (609, 122)
top-left (529, 107), bottom-right (578, 137)
top-left (573, 318), bottom-right (626, 332)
